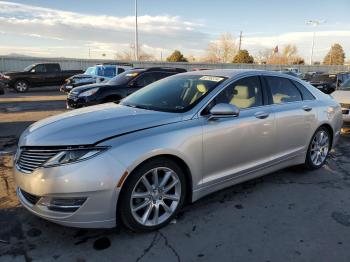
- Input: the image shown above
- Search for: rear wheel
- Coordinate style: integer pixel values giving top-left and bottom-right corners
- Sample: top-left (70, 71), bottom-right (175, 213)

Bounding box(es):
top-left (14, 80), bottom-right (29, 93)
top-left (305, 127), bottom-right (331, 169)
top-left (119, 158), bottom-right (186, 232)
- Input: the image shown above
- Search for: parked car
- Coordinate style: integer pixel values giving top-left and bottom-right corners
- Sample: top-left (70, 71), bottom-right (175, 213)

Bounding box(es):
top-left (331, 78), bottom-right (350, 127)
top-left (302, 71), bottom-right (324, 82)
top-left (284, 67), bottom-right (302, 78)
top-left (277, 70), bottom-right (300, 78)
top-left (60, 64), bottom-right (133, 93)
top-left (1, 63), bottom-right (83, 92)
top-left (66, 67), bottom-right (186, 109)
top-left (14, 69), bottom-right (342, 231)
top-left (309, 72), bottom-right (350, 94)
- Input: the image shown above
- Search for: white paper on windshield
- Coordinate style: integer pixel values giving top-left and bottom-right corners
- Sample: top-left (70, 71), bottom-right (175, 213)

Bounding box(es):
top-left (199, 76), bottom-right (224, 82)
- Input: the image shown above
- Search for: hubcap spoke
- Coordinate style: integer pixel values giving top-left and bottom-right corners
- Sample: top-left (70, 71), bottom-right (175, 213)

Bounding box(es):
top-left (152, 169), bottom-right (159, 188)
top-left (132, 200), bottom-right (151, 212)
top-left (153, 204), bottom-right (159, 224)
top-left (141, 204), bottom-right (153, 223)
top-left (141, 177), bottom-right (153, 192)
top-left (164, 179), bottom-right (179, 193)
top-left (132, 192), bottom-right (150, 199)
top-left (161, 201), bottom-right (172, 213)
top-left (159, 171), bottom-right (172, 188)
top-left (163, 194), bottom-right (179, 201)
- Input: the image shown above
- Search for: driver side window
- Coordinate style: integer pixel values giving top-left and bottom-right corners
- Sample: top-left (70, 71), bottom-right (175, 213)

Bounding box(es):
top-left (214, 76), bottom-right (263, 109)
top-left (133, 73), bottom-right (156, 88)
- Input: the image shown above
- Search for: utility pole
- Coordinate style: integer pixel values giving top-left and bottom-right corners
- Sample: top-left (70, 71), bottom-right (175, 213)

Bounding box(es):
top-left (135, 0), bottom-right (139, 61)
top-left (88, 48), bottom-right (91, 59)
top-left (238, 31), bottom-right (242, 52)
top-left (306, 20), bottom-right (324, 65)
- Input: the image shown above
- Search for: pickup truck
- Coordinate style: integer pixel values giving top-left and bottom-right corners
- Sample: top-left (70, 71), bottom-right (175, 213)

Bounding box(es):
top-left (0, 63), bottom-right (83, 92)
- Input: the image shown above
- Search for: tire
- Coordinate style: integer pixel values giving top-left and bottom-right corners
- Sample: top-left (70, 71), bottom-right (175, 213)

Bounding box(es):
top-left (14, 80), bottom-right (29, 93)
top-left (119, 158), bottom-right (186, 232)
top-left (304, 127), bottom-right (331, 170)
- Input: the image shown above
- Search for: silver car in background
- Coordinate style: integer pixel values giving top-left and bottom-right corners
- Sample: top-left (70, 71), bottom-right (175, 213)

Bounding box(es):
top-left (13, 70), bottom-right (342, 232)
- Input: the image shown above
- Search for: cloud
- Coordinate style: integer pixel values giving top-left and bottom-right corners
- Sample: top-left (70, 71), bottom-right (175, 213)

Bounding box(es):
top-left (0, 1), bottom-right (208, 57)
top-left (243, 31), bottom-right (350, 61)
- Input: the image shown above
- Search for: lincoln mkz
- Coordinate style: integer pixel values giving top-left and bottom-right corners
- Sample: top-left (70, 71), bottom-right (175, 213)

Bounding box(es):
top-left (14, 70), bottom-right (342, 231)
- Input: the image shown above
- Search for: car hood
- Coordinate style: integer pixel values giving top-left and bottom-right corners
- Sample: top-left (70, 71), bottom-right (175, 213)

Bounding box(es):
top-left (4, 71), bottom-right (27, 76)
top-left (332, 90), bottom-right (350, 104)
top-left (19, 103), bottom-right (182, 146)
top-left (71, 83), bottom-right (110, 92)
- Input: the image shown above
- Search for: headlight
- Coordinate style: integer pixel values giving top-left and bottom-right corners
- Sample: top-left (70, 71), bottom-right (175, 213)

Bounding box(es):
top-left (78, 88), bottom-right (99, 97)
top-left (42, 147), bottom-right (108, 167)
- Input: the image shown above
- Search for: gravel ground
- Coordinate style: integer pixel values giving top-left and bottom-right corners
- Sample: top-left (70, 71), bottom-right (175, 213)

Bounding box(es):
top-left (1, 87), bottom-right (350, 262)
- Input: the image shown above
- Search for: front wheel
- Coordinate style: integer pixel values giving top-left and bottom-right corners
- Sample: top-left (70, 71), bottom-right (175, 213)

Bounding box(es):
top-left (14, 80), bottom-right (29, 93)
top-left (305, 127), bottom-right (331, 169)
top-left (119, 158), bottom-right (186, 232)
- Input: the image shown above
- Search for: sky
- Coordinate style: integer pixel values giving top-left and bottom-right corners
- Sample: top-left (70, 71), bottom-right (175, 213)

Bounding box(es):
top-left (0, 0), bottom-right (349, 63)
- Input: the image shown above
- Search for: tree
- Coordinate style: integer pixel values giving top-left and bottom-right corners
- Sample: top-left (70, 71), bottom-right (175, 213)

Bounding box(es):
top-left (266, 45), bottom-right (305, 65)
top-left (166, 50), bottom-right (188, 62)
top-left (323, 43), bottom-right (345, 65)
top-left (203, 33), bottom-right (237, 63)
top-left (232, 50), bottom-right (254, 63)
top-left (115, 44), bottom-right (155, 61)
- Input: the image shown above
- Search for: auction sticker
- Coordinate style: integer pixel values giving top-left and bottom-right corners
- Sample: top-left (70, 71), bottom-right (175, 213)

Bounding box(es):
top-left (199, 76), bottom-right (224, 82)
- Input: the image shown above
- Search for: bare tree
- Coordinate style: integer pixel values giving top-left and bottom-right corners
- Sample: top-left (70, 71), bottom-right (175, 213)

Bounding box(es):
top-left (203, 33), bottom-right (237, 63)
top-left (265, 45), bottom-right (305, 65)
top-left (115, 44), bottom-right (155, 61)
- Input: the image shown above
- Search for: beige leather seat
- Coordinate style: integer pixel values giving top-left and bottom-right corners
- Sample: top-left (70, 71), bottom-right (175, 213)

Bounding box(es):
top-left (190, 83), bottom-right (207, 104)
top-left (230, 85), bottom-right (256, 109)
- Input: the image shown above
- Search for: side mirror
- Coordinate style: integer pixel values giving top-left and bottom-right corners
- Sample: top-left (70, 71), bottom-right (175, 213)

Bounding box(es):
top-left (208, 103), bottom-right (240, 120)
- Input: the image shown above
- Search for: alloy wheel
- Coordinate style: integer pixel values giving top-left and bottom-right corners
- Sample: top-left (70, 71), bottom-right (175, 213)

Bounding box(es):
top-left (310, 130), bottom-right (329, 166)
top-left (130, 167), bottom-right (181, 227)
top-left (16, 81), bottom-right (28, 92)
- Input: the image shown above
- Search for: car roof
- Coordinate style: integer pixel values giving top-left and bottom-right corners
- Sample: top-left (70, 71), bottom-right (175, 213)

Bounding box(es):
top-left (181, 69), bottom-right (276, 78)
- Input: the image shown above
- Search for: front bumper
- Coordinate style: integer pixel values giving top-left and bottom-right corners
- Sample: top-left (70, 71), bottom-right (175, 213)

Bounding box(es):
top-left (13, 150), bottom-right (127, 228)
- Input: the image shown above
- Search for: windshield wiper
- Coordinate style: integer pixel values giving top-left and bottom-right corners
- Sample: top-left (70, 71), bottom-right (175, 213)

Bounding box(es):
top-left (122, 103), bottom-right (152, 110)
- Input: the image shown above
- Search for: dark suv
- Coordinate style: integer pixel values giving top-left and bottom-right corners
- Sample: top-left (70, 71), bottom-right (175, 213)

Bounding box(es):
top-left (66, 67), bottom-right (186, 109)
top-left (309, 72), bottom-right (350, 94)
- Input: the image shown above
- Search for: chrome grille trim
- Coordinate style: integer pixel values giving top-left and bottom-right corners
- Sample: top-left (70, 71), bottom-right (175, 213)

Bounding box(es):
top-left (17, 148), bottom-right (61, 173)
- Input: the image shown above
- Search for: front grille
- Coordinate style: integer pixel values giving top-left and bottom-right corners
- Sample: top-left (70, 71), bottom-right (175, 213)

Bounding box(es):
top-left (340, 103), bottom-right (350, 109)
top-left (20, 189), bottom-right (40, 205)
top-left (17, 148), bottom-right (61, 173)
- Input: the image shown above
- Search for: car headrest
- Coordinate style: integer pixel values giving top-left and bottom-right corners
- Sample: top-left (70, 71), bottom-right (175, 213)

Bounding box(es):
top-left (234, 85), bottom-right (249, 99)
top-left (196, 83), bottom-right (207, 93)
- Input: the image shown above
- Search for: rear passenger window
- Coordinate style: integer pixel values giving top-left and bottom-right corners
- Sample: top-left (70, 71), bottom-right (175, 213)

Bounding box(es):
top-left (291, 80), bottom-right (315, 100)
top-left (214, 76), bottom-right (263, 109)
top-left (117, 68), bottom-right (125, 74)
top-left (265, 76), bottom-right (302, 104)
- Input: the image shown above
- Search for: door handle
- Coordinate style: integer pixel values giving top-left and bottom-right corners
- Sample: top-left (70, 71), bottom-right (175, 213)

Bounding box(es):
top-left (254, 111), bottom-right (269, 119)
top-left (302, 105), bottom-right (312, 112)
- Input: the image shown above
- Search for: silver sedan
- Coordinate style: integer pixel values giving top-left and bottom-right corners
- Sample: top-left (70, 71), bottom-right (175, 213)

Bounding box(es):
top-left (13, 70), bottom-right (342, 232)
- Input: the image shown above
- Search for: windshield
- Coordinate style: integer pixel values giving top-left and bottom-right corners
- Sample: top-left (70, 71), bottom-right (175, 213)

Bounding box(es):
top-left (107, 70), bottom-right (141, 85)
top-left (84, 67), bottom-right (96, 75)
top-left (120, 74), bottom-right (226, 113)
top-left (23, 64), bottom-right (35, 72)
top-left (340, 79), bottom-right (350, 90)
top-left (97, 66), bottom-right (116, 77)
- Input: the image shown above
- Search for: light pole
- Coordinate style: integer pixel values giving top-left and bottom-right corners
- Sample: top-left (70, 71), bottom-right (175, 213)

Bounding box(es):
top-left (135, 0), bottom-right (139, 61)
top-left (306, 20), bottom-right (324, 65)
